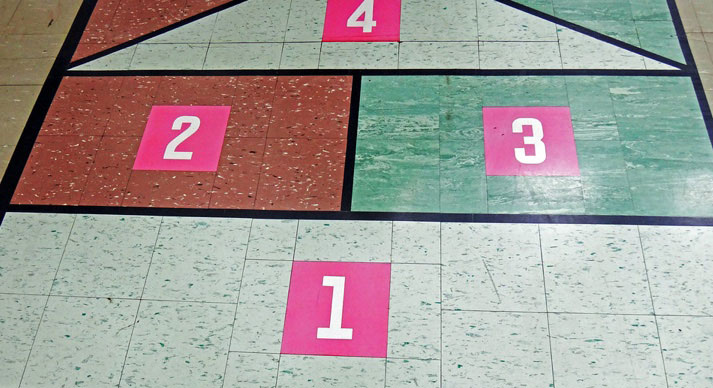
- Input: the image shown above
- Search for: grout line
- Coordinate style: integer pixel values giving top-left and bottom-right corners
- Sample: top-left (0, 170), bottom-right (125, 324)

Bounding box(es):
top-left (439, 221), bottom-right (443, 388)
top-left (537, 225), bottom-right (557, 387)
top-left (17, 213), bottom-right (77, 387)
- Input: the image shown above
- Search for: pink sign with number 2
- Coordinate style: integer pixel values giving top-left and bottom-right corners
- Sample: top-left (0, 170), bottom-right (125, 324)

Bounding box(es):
top-left (322, 0), bottom-right (401, 42)
top-left (133, 105), bottom-right (230, 172)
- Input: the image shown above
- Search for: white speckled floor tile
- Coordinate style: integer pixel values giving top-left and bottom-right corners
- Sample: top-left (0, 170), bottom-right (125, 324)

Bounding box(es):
top-left (230, 260), bottom-right (292, 353)
top-left (400, 0), bottom-right (477, 41)
top-left (294, 220), bottom-right (392, 262)
top-left (319, 42), bottom-right (398, 69)
top-left (658, 316), bottom-right (713, 387)
top-left (398, 42), bottom-right (479, 69)
top-left (549, 313), bottom-right (667, 388)
top-left (280, 42), bottom-right (321, 69)
top-left (558, 28), bottom-right (648, 69)
top-left (71, 46), bottom-right (136, 71)
top-left (0, 212), bottom-right (75, 294)
top-left (644, 58), bottom-right (679, 70)
top-left (640, 226), bottom-right (713, 316)
top-left (52, 215), bottom-right (161, 299)
top-left (477, 0), bottom-right (557, 41)
top-left (22, 296), bottom-right (137, 388)
top-left (479, 41), bottom-right (562, 69)
top-left (211, 0), bottom-right (291, 43)
top-left (385, 358), bottom-right (439, 388)
top-left (224, 352), bottom-right (279, 388)
top-left (388, 264), bottom-right (440, 359)
top-left (392, 221), bottom-right (440, 264)
top-left (0, 294), bottom-right (45, 388)
top-left (285, 0), bottom-right (325, 41)
top-left (143, 217), bottom-right (251, 303)
top-left (276, 355), bottom-right (386, 388)
top-left (442, 311), bottom-right (552, 387)
top-left (145, 14), bottom-right (217, 44)
top-left (204, 43), bottom-right (282, 70)
top-left (540, 224), bottom-right (653, 314)
top-left (247, 219), bottom-right (298, 261)
top-left (441, 223), bottom-right (545, 312)
top-left (130, 44), bottom-right (208, 70)
top-left (121, 300), bottom-right (234, 388)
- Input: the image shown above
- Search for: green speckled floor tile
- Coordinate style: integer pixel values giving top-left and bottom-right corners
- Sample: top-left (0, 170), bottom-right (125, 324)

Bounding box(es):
top-left (553, 0), bottom-right (634, 21)
top-left (630, 0), bottom-right (673, 21)
top-left (440, 140), bottom-right (487, 213)
top-left (635, 20), bottom-right (685, 63)
top-left (581, 173), bottom-right (635, 215)
top-left (566, 77), bottom-right (620, 141)
top-left (576, 140), bottom-right (627, 175)
top-left (481, 76), bottom-right (569, 106)
top-left (486, 176), bottom-right (585, 214)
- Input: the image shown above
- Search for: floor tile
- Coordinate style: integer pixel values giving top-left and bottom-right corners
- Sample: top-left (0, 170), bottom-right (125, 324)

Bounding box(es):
top-left (478, 0), bottom-right (558, 41)
top-left (0, 212), bottom-right (75, 294)
top-left (72, 45), bottom-right (136, 70)
top-left (439, 139), bottom-right (487, 214)
top-left (104, 76), bottom-right (159, 137)
top-left (80, 137), bottom-right (140, 206)
top-left (0, 85), bottom-right (40, 145)
top-left (540, 224), bottom-right (653, 314)
top-left (5, 0), bottom-right (81, 35)
top-left (294, 220), bottom-right (392, 262)
top-left (549, 313), bottom-right (667, 387)
top-left (441, 223), bottom-right (546, 312)
top-left (486, 176), bottom-right (585, 214)
top-left (391, 221), bottom-right (440, 264)
top-left (22, 296), bottom-right (137, 388)
top-left (144, 14), bottom-right (218, 44)
top-left (130, 43), bottom-right (208, 70)
top-left (210, 0), bottom-right (290, 43)
top-left (280, 42), bottom-right (321, 69)
top-left (143, 217), bottom-right (251, 303)
top-left (123, 171), bottom-right (216, 208)
top-left (209, 137), bottom-right (265, 209)
top-left (385, 359), bottom-right (440, 388)
top-left (246, 219), bottom-right (298, 261)
top-left (204, 43), bottom-right (282, 70)
top-left (52, 215), bottom-right (161, 298)
top-left (284, 0), bottom-right (326, 41)
top-left (400, 0), bottom-right (477, 41)
top-left (398, 42), bottom-right (479, 69)
top-left (276, 355), bottom-right (386, 388)
top-left (230, 260), bottom-right (292, 353)
top-left (388, 264), bottom-right (440, 359)
top-left (0, 294), bottom-right (45, 388)
top-left (224, 352), bottom-right (279, 388)
top-left (479, 41), bottom-right (562, 69)
top-left (658, 316), bottom-right (713, 387)
top-left (319, 42), bottom-right (399, 69)
top-left (121, 300), bottom-right (234, 387)
top-left (442, 311), bottom-right (553, 386)
top-left (558, 27), bottom-right (648, 69)
top-left (639, 226), bottom-right (713, 316)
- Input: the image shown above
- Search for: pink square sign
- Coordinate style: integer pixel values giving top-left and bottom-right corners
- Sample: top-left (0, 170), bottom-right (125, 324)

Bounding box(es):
top-left (322, 0), bottom-right (401, 42)
top-left (281, 261), bottom-right (391, 358)
top-left (133, 105), bottom-right (230, 171)
top-left (483, 106), bottom-right (580, 176)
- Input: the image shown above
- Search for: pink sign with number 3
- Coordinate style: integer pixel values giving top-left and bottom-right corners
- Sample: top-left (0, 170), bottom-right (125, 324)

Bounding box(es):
top-left (133, 105), bottom-right (230, 172)
top-left (322, 0), bottom-right (401, 42)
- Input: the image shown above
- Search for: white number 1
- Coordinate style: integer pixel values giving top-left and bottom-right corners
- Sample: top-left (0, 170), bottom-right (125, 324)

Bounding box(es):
top-left (347, 0), bottom-right (376, 33)
top-left (317, 276), bottom-right (353, 340)
top-left (513, 117), bottom-right (546, 164)
top-left (164, 115), bottom-right (200, 160)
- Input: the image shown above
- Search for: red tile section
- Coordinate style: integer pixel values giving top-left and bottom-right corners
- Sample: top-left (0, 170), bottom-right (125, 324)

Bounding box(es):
top-left (72, 0), bottom-right (233, 60)
top-left (12, 76), bottom-right (352, 211)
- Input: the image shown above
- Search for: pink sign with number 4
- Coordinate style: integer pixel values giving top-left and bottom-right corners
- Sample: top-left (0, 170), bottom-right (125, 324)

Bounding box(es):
top-left (281, 261), bottom-right (391, 358)
top-left (322, 0), bottom-right (401, 42)
top-left (133, 105), bottom-right (230, 172)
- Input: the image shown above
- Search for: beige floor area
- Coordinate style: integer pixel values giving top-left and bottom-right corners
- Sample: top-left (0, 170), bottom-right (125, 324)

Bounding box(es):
top-left (0, 0), bottom-right (711, 180)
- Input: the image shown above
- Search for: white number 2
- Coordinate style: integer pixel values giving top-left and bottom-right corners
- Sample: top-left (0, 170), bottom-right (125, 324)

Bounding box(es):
top-left (347, 0), bottom-right (376, 33)
top-left (317, 276), bottom-right (353, 340)
top-left (513, 117), bottom-right (546, 164)
top-left (163, 116), bottom-right (200, 160)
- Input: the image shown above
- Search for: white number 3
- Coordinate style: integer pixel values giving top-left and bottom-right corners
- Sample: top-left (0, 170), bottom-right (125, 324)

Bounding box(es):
top-left (512, 117), bottom-right (546, 164)
top-left (164, 116), bottom-right (200, 160)
top-left (347, 0), bottom-right (376, 33)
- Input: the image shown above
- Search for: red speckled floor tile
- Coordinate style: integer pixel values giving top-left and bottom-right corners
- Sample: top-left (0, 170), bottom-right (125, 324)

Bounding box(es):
top-left (12, 75), bottom-right (351, 211)
top-left (255, 138), bottom-right (347, 211)
top-left (268, 76), bottom-right (352, 139)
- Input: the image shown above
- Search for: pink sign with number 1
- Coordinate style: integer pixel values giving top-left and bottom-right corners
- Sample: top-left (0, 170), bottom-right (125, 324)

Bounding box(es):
top-left (322, 0), bottom-right (401, 42)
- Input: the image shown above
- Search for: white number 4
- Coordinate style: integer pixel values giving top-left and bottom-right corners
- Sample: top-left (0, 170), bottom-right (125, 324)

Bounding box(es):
top-left (317, 276), bottom-right (353, 340)
top-left (513, 117), bottom-right (546, 165)
top-left (347, 0), bottom-right (376, 33)
top-left (164, 115), bottom-right (200, 160)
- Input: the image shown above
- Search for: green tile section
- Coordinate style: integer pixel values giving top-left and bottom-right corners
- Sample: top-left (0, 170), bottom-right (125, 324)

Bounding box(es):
top-left (513, 0), bottom-right (684, 63)
top-left (352, 75), bottom-right (713, 217)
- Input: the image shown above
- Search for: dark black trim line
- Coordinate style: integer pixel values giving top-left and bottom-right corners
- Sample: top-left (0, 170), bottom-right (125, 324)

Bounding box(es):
top-left (68, 0), bottom-right (249, 69)
top-left (65, 68), bottom-right (692, 77)
top-left (7, 205), bottom-right (713, 227)
top-left (665, 0), bottom-right (713, 151)
top-left (496, 0), bottom-right (689, 70)
top-left (0, 0), bottom-right (98, 225)
top-left (340, 75), bottom-right (361, 211)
